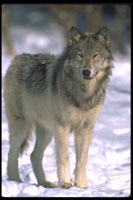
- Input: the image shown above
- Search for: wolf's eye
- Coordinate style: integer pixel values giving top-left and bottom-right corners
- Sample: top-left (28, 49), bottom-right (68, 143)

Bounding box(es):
top-left (93, 53), bottom-right (101, 62)
top-left (77, 51), bottom-right (83, 61)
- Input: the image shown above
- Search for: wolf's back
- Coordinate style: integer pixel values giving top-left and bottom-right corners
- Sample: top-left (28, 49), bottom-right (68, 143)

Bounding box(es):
top-left (4, 53), bottom-right (56, 117)
top-left (6, 53), bottom-right (56, 81)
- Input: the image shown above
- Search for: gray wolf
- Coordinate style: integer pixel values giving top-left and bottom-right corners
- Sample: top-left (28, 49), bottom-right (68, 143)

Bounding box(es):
top-left (4, 26), bottom-right (113, 189)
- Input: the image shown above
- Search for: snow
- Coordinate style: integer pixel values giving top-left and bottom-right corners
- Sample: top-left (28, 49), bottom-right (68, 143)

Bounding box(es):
top-left (2, 24), bottom-right (130, 197)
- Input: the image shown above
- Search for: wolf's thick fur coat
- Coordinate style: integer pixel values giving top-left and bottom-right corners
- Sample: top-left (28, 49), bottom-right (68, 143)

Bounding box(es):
top-left (4, 26), bottom-right (113, 188)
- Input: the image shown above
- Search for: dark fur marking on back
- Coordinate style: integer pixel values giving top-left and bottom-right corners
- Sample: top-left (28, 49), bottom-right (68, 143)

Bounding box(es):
top-left (25, 63), bottom-right (48, 94)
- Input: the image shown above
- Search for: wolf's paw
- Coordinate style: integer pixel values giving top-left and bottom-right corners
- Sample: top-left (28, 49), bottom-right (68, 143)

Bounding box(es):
top-left (8, 177), bottom-right (22, 183)
top-left (59, 182), bottom-right (73, 189)
top-left (39, 181), bottom-right (57, 188)
top-left (74, 181), bottom-right (88, 189)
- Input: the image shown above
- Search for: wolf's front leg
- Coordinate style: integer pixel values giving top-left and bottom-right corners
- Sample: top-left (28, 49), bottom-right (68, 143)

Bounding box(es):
top-left (74, 126), bottom-right (94, 188)
top-left (55, 124), bottom-right (72, 188)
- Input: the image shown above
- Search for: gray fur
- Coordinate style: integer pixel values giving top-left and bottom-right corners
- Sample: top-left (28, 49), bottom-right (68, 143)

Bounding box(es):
top-left (4, 26), bottom-right (113, 189)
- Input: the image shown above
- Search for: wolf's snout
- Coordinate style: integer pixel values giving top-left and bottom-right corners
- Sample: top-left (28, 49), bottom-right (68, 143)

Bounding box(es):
top-left (82, 69), bottom-right (91, 79)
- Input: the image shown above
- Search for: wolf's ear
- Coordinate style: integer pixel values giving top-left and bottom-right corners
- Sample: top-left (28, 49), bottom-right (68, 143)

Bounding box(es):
top-left (68, 26), bottom-right (83, 46)
top-left (95, 27), bottom-right (110, 48)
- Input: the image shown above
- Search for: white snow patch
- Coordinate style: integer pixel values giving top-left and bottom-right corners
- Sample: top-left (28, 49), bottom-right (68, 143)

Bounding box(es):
top-left (113, 128), bottom-right (130, 135)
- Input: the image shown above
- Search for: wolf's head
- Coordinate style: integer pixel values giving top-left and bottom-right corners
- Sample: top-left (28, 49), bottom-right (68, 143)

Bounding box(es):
top-left (66, 26), bottom-right (113, 80)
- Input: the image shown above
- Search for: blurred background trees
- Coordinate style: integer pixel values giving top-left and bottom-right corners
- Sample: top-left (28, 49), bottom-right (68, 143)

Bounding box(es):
top-left (2, 4), bottom-right (130, 55)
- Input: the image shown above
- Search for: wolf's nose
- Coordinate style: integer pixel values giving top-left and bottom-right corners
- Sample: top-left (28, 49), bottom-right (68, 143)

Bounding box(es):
top-left (82, 69), bottom-right (91, 79)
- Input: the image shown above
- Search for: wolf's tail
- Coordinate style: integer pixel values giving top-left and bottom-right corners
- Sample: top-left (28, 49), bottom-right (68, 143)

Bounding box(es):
top-left (20, 130), bottom-right (32, 155)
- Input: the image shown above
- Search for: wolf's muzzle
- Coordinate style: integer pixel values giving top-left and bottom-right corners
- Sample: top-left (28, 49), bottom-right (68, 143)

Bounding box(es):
top-left (82, 69), bottom-right (98, 79)
top-left (82, 69), bottom-right (91, 79)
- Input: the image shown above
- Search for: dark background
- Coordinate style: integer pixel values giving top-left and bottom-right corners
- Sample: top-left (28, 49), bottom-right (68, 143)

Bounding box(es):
top-left (2, 4), bottom-right (131, 55)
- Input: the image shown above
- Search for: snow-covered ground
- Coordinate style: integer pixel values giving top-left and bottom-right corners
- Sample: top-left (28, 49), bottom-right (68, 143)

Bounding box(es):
top-left (2, 25), bottom-right (130, 197)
